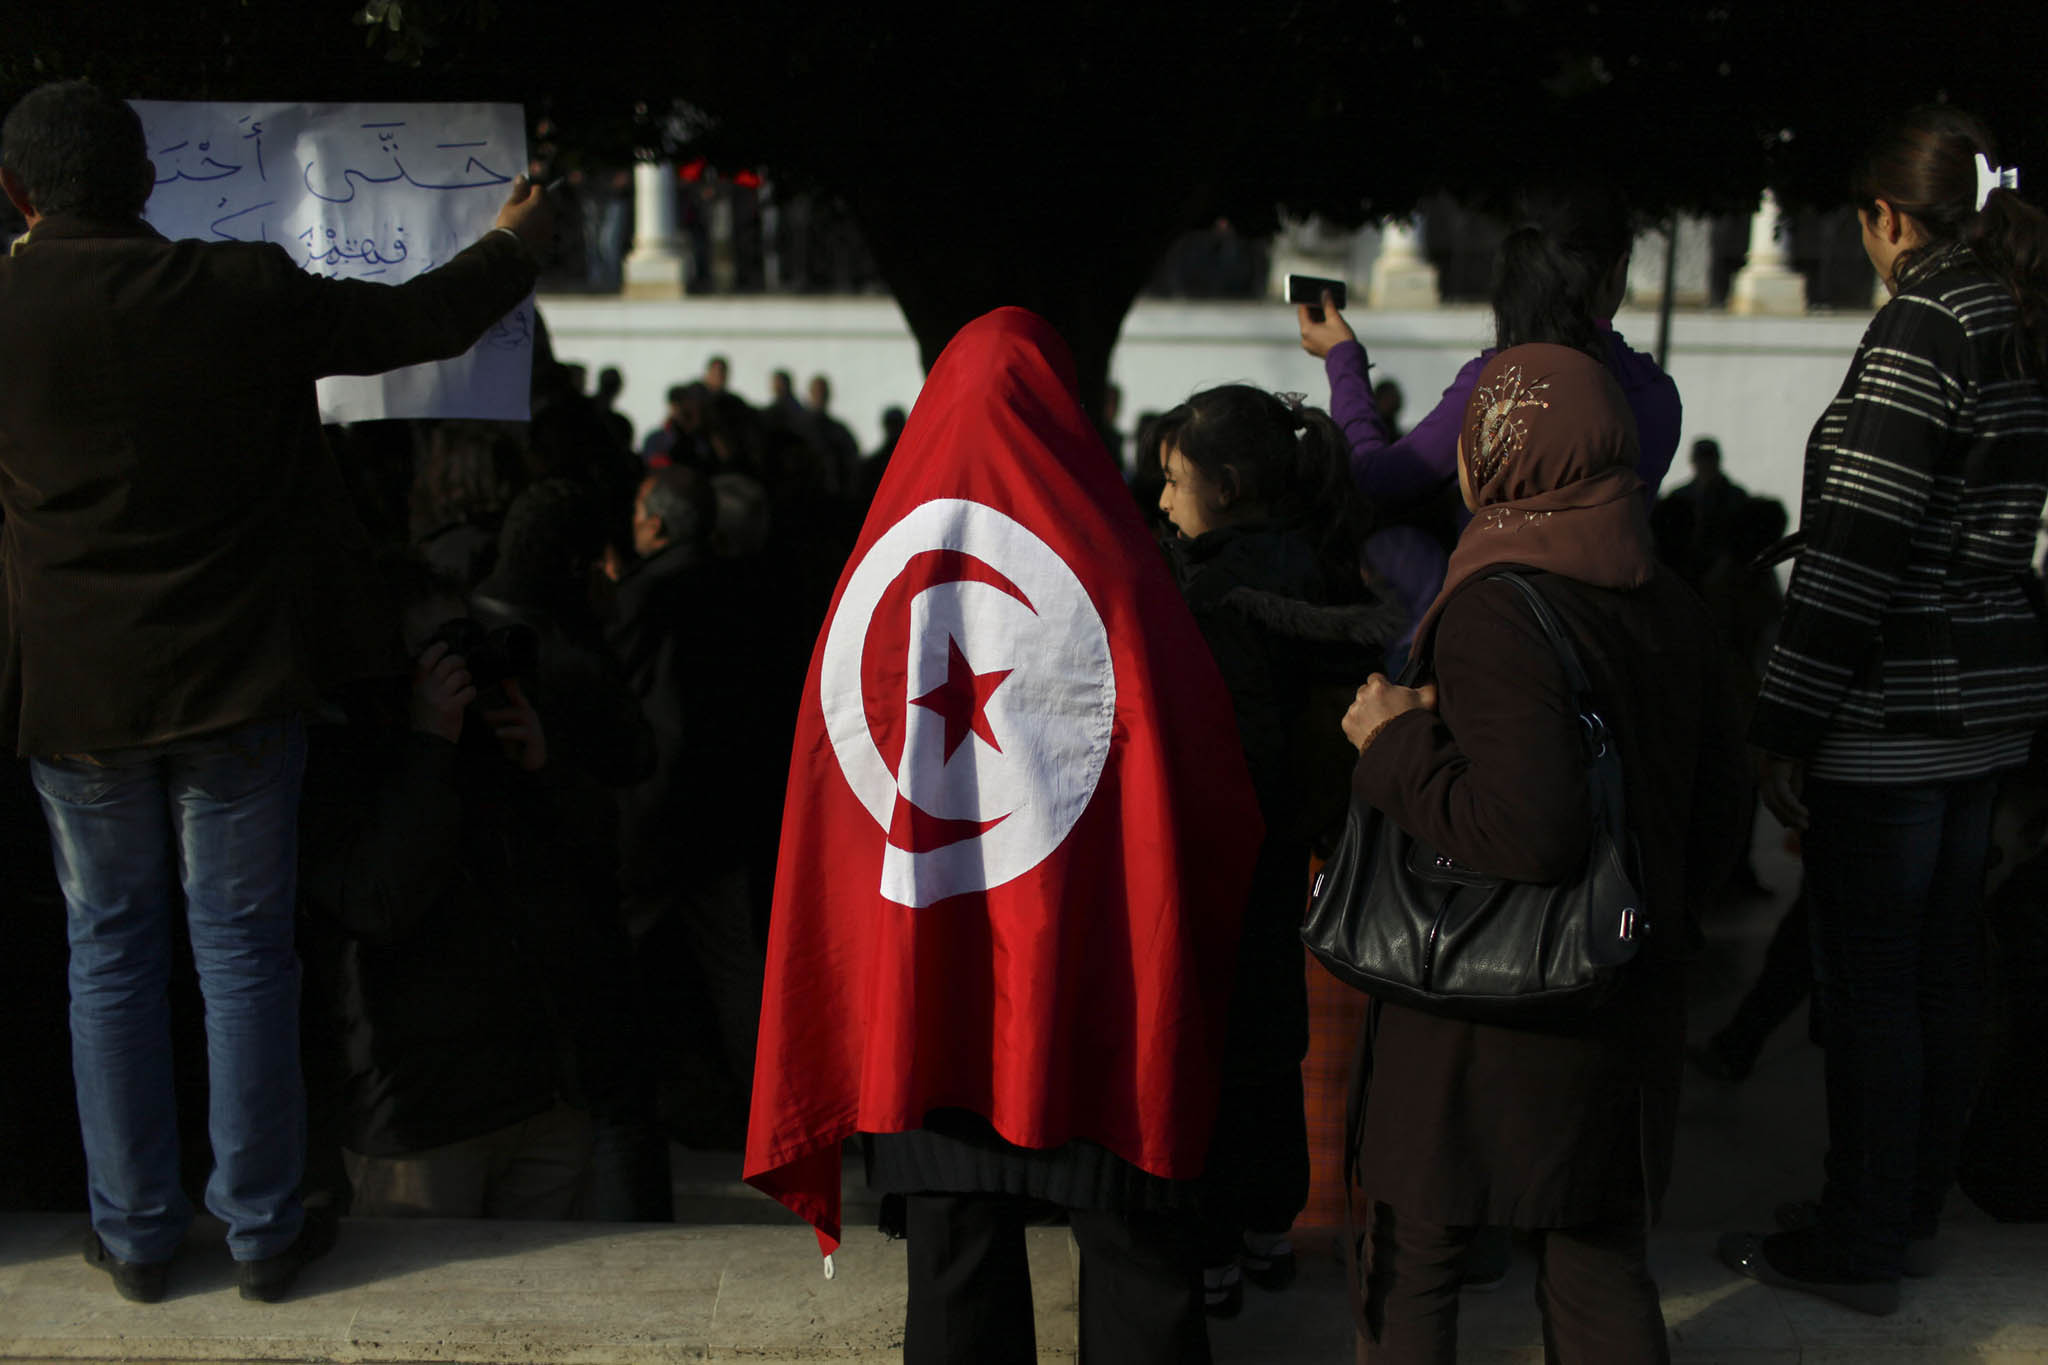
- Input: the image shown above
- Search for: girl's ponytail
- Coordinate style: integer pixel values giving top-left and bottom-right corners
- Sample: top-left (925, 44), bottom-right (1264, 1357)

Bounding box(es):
top-left (1966, 188), bottom-right (2048, 378)
top-left (1291, 405), bottom-right (1372, 597)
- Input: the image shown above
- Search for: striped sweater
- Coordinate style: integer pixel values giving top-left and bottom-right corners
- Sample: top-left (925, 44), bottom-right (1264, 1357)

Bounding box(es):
top-left (1750, 244), bottom-right (2048, 765)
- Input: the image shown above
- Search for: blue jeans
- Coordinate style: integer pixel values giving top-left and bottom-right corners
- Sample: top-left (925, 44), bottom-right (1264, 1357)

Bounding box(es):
top-left (1801, 775), bottom-right (1995, 1279)
top-left (33, 716), bottom-right (308, 1264)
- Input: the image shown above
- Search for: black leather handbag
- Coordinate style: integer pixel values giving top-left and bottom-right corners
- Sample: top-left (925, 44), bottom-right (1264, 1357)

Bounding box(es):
top-left (1300, 570), bottom-right (1647, 1024)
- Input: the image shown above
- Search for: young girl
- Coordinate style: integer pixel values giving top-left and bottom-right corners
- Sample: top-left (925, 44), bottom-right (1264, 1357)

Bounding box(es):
top-left (1154, 383), bottom-right (1390, 1315)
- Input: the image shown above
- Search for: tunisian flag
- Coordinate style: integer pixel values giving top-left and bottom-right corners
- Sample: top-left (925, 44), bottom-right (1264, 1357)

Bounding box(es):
top-left (744, 307), bottom-right (1263, 1255)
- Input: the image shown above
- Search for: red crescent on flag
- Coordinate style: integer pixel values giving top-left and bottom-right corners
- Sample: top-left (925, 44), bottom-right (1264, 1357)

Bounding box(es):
top-left (859, 548), bottom-right (1036, 775)
top-left (857, 548), bottom-right (1036, 855)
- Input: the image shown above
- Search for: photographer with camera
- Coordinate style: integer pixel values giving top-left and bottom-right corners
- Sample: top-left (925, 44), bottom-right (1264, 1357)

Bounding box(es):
top-left (298, 563), bottom-right (598, 1219)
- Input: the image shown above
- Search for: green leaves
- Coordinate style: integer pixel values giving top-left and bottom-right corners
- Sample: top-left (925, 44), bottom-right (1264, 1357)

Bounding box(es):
top-left (351, 0), bottom-right (500, 67)
top-left (354, 0), bottom-right (424, 64)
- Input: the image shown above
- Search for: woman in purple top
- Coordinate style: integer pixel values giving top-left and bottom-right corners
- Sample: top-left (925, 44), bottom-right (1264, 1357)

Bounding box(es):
top-left (1299, 187), bottom-right (1682, 519)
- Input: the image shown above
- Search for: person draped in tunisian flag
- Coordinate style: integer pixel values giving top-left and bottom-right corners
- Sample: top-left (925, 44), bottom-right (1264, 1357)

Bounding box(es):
top-left (745, 307), bottom-right (1263, 1365)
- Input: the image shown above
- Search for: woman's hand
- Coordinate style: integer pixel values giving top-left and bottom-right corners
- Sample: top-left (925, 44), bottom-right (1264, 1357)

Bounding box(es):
top-left (482, 676), bottom-right (549, 772)
top-left (1297, 291), bottom-right (1358, 358)
top-left (410, 641), bottom-right (475, 744)
top-left (1753, 747), bottom-right (1808, 831)
top-left (1343, 674), bottom-right (1439, 752)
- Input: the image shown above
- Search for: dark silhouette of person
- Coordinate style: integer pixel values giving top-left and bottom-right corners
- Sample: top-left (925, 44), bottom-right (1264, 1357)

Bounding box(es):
top-left (0, 79), bottom-right (549, 1304)
top-left (1651, 437), bottom-right (1749, 587)
top-left (608, 467), bottom-right (767, 1148)
top-left (593, 366), bottom-right (634, 454)
top-left (803, 374), bottom-right (861, 497)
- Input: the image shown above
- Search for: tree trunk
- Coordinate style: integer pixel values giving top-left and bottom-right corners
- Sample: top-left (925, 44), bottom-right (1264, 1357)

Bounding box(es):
top-left (845, 174), bottom-right (1208, 430)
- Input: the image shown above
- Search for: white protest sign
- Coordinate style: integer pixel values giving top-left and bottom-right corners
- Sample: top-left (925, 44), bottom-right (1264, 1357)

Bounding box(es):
top-left (131, 100), bottom-right (534, 424)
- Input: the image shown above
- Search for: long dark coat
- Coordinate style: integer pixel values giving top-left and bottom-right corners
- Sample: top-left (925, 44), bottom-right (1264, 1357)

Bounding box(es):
top-left (0, 217), bottom-right (534, 756)
top-left (1168, 524), bottom-right (1393, 1079)
top-left (1350, 567), bottom-right (1748, 1227)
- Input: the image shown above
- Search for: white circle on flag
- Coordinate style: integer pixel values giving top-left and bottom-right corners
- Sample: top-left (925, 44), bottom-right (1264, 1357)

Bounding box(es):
top-left (820, 498), bottom-right (1116, 907)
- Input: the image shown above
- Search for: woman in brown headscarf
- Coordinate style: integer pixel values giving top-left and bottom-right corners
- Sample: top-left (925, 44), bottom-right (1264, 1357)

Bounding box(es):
top-left (1337, 343), bottom-right (1748, 1363)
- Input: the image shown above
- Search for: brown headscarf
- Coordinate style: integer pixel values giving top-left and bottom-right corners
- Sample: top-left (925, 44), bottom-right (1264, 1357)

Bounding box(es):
top-left (1412, 342), bottom-right (1656, 647)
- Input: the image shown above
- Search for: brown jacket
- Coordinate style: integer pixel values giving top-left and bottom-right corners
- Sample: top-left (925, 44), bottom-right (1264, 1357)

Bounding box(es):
top-left (1350, 567), bottom-right (1748, 1227)
top-left (0, 217), bottom-right (536, 756)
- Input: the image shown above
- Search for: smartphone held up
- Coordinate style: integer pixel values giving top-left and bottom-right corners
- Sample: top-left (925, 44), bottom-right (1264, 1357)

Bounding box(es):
top-left (1285, 273), bottom-right (1348, 323)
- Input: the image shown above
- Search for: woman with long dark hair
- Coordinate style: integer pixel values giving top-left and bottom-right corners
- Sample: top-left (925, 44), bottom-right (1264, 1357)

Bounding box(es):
top-left (1298, 185), bottom-right (1682, 524)
top-left (1720, 106), bottom-right (2048, 1316)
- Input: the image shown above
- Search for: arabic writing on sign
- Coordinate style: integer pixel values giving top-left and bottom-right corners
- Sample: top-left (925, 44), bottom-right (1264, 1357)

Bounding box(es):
top-left (299, 121), bottom-right (513, 207)
top-left (136, 102), bottom-right (518, 280)
top-left (298, 223), bottom-right (411, 273)
top-left (481, 301), bottom-right (538, 353)
top-left (131, 100), bottom-right (532, 423)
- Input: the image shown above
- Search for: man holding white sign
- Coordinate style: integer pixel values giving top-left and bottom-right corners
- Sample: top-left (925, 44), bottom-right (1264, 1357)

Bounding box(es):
top-left (0, 79), bottom-right (550, 1304)
top-left (130, 95), bottom-right (536, 423)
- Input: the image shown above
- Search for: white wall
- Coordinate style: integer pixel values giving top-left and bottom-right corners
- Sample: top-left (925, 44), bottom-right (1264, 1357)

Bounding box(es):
top-left (542, 295), bottom-right (929, 456)
top-left (539, 293), bottom-right (1876, 519)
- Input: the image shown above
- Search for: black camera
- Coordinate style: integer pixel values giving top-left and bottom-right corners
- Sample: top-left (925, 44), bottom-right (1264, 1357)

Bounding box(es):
top-left (422, 617), bottom-right (539, 693)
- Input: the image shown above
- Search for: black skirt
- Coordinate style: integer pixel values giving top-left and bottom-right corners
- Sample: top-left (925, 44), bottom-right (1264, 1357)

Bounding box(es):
top-left (865, 1108), bottom-right (1189, 1212)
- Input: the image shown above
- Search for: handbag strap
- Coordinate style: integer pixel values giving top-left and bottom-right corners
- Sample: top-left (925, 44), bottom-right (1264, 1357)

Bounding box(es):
top-left (1482, 570), bottom-right (1600, 738)
top-left (1480, 569), bottom-right (1632, 874)
top-left (1402, 567), bottom-right (1599, 718)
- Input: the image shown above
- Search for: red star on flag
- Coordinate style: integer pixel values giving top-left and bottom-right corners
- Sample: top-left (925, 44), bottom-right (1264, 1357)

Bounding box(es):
top-left (910, 635), bottom-right (1012, 762)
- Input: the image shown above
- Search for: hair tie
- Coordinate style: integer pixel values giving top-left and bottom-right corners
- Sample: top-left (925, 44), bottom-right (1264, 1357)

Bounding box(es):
top-left (1976, 152), bottom-right (2020, 211)
top-left (1275, 390), bottom-right (1309, 431)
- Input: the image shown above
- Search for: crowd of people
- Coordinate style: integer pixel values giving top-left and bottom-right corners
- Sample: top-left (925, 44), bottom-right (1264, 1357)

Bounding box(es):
top-left (4, 77), bottom-right (2048, 1364)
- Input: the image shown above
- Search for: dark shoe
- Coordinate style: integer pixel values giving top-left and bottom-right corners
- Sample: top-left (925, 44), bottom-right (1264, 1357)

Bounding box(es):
top-left (1718, 1229), bottom-right (1899, 1316)
top-left (81, 1231), bottom-right (168, 1304)
top-left (1240, 1234), bottom-right (1297, 1291)
top-left (1773, 1199), bottom-right (1937, 1278)
top-left (1202, 1262), bottom-right (1243, 1318)
top-left (238, 1207), bottom-right (337, 1303)
top-left (1773, 1199), bottom-right (1819, 1231)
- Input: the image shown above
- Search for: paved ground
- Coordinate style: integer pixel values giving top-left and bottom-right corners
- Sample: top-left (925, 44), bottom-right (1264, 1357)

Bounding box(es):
top-left (4, 815), bottom-right (2046, 1361)
top-left (0, 1214), bottom-right (1076, 1363)
top-left (1206, 819), bottom-right (2048, 1361)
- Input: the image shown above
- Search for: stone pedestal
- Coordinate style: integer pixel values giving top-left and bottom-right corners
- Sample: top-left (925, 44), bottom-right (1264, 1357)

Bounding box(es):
top-left (1729, 191), bottom-right (1808, 316)
top-left (1368, 218), bottom-right (1441, 310)
top-left (707, 180), bottom-right (737, 294)
top-left (759, 179), bottom-right (783, 293)
top-left (1628, 215), bottom-right (1714, 308)
top-left (622, 160), bottom-right (687, 300)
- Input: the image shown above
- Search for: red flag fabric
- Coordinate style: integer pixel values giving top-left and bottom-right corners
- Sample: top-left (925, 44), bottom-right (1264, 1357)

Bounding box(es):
top-left (743, 307), bottom-right (1264, 1255)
